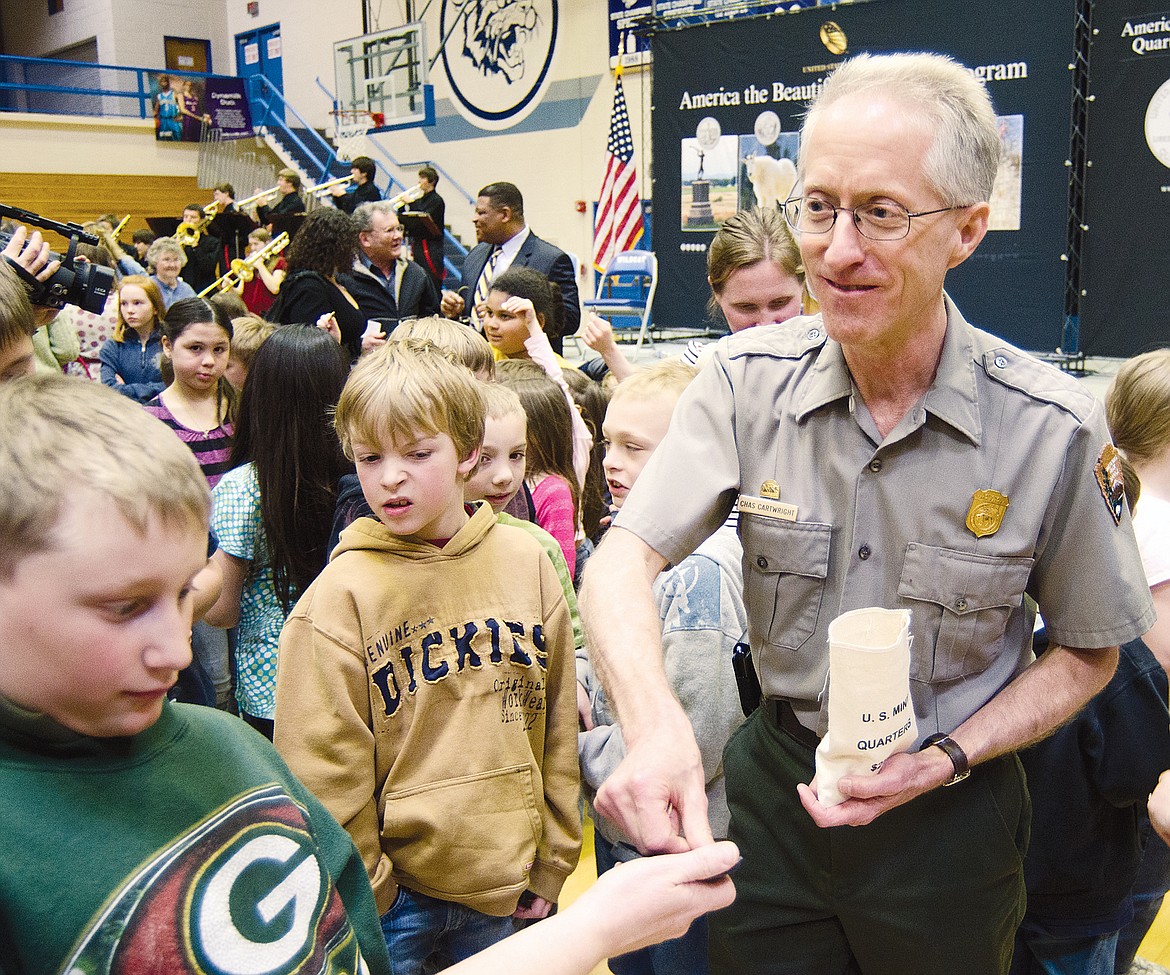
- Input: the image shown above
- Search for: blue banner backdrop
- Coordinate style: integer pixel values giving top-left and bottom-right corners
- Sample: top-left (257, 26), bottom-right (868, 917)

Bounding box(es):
top-left (1079, 1), bottom-right (1170, 357)
top-left (651, 0), bottom-right (1076, 352)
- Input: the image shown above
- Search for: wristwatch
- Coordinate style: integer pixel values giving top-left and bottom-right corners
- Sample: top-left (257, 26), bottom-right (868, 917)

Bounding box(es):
top-left (920, 733), bottom-right (971, 786)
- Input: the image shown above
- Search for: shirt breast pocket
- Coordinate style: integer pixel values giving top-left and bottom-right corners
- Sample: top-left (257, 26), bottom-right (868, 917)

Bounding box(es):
top-left (739, 515), bottom-right (832, 653)
top-left (897, 543), bottom-right (1034, 682)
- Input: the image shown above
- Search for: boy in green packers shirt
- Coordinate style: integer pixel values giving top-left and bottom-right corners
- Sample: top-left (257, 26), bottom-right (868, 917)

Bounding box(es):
top-left (273, 342), bottom-right (581, 975)
top-left (0, 373), bottom-right (737, 975)
top-left (0, 373), bottom-right (392, 975)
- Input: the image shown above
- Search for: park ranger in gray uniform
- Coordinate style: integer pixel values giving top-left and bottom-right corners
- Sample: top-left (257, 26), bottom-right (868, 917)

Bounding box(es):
top-left (580, 52), bottom-right (1155, 975)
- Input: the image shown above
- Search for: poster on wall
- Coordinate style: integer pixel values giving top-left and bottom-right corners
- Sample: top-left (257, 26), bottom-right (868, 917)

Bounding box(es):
top-left (1078, 1), bottom-right (1170, 357)
top-left (150, 73), bottom-right (252, 142)
top-left (651, 0), bottom-right (1075, 352)
top-left (610, 0), bottom-right (654, 69)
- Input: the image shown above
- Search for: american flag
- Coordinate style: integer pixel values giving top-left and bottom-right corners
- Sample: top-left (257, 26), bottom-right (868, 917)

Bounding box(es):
top-left (592, 72), bottom-right (644, 272)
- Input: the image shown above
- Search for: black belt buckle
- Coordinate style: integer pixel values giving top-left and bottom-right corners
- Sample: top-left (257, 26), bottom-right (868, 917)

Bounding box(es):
top-left (766, 699), bottom-right (821, 750)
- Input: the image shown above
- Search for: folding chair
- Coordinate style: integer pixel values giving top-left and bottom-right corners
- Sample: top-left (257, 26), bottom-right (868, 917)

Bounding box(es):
top-left (582, 250), bottom-right (658, 359)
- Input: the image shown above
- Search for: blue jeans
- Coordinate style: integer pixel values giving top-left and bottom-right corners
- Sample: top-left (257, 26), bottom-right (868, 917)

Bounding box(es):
top-left (380, 886), bottom-right (518, 975)
top-left (594, 829), bottom-right (710, 975)
top-left (1011, 920), bottom-right (1119, 975)
top-left (191, 619), bottom-right (231, 708)
top-left (1115, 827), bottom-right (1170, 972)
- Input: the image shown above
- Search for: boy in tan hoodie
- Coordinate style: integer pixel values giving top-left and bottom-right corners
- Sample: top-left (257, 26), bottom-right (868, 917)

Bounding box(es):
top-left (274, 340), bottom-right (581, 975)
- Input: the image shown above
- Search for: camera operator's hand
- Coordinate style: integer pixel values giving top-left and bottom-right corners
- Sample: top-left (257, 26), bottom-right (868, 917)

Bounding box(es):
top-left (3, 226), bottom-right (60, 283)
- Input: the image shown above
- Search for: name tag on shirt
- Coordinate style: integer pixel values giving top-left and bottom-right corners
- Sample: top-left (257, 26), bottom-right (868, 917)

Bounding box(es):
top-left (735, 495), bottom-right (798, 522)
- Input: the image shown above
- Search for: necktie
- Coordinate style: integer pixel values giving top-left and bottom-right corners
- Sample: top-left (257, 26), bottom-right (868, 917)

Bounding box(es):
top-left (470, 247), bottom-right (501, 330)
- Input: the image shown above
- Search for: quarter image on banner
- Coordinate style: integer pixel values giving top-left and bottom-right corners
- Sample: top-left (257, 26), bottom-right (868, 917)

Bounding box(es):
top-left (738, 133), bottom-right (800, 212)
top-left (990, 114), bottom-right (1023, 231)
top-left (681, 133), bottom-right (738, 231)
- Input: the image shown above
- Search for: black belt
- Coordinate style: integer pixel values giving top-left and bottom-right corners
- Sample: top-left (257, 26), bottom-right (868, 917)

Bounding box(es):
top-left (764, 698), bottom-right (821, 750)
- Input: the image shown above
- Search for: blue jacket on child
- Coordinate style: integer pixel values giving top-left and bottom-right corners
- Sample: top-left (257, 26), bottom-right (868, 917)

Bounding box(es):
top-left (99, 331), bottom-right (165, 403)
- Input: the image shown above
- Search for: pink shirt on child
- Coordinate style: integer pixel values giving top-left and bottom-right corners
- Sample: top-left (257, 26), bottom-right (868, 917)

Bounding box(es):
top-left (530, 474), bottom-right (576, 577)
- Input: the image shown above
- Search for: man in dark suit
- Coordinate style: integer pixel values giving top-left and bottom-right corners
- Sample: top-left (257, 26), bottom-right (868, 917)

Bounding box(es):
top-left (440, 181), bottom-right (579, 352)
top-left (338, 201), bottom-right (440, 347)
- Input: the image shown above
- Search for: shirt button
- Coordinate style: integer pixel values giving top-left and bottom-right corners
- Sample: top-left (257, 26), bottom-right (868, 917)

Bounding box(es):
top-left (956, 598), bottom-right (969, 612)
top-left (757, 556), bottom-right (769, 569)
top-left (807, 327), bottom-right (821, 340)
top-left (869, 458), bottom-right (883, 472)
top-left (858, 545), bottom-right (871, 561)
top-left (994, 355), bottom-right (1008, 369)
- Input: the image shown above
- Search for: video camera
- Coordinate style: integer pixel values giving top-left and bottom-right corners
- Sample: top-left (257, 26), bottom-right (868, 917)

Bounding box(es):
top-left (0, 204), bottom-right (115, 314)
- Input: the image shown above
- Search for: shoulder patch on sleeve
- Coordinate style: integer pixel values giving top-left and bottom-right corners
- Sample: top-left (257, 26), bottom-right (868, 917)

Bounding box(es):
top-left (979, 346), bottom-right (1097, 422)
top-left (1095, 443), bottom-right (1126, 525)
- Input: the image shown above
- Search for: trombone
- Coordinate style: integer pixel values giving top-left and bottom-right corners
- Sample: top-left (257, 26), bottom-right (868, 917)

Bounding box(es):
top-left (309, 173), bottom-right (355, 198)
top-left (197, 231), bottom-right (289, 297)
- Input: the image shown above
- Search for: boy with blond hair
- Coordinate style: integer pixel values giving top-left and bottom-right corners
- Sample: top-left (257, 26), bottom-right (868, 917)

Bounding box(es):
top-left (0, 373), bottom-right (392, 974)
top-left (0, 261), bottom-right (36, 382)
top-left (579, 359), bottom-right (746, 975)
top-left (390, 314), bottom-right (495, 379)
top-left (225, 313), bottom-right (277, 390)
top-left (273, 342), bottom-right (581, 974)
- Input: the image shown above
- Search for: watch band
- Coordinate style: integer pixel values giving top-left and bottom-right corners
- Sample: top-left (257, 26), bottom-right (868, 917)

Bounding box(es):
top-left (920, 733), bottom-right (971, 786)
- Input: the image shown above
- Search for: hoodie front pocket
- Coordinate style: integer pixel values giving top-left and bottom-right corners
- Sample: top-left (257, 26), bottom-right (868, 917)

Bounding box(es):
top-left (382, 764), bottom-right (542, 899)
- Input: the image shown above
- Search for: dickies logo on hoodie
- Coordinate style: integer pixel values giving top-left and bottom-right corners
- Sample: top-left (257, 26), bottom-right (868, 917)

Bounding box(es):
top-left (367, 616), bottom-right (549, 718)
top-left (61, 786), bottom-right (370, 975)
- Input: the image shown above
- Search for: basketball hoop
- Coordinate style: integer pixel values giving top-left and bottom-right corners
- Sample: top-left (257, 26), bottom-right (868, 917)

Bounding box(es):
top-left (330, 109), bottom-right (379, 161)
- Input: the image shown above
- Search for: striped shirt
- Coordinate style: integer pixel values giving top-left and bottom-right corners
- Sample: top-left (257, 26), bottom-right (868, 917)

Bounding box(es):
top-left (144, 395), bottom-right (235, 487)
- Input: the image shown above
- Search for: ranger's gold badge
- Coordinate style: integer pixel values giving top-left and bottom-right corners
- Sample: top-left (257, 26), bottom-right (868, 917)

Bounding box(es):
top-left (966, 489), bottom-right (1010, 538)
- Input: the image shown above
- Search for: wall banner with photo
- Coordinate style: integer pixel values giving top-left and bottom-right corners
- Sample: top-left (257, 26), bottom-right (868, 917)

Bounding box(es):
top-left (650, 0), bottom-right (1076, 351)
top-left (1077, 0), bottom-right (1170, 357)
top-left (150, 73), bottom-right (253, 143)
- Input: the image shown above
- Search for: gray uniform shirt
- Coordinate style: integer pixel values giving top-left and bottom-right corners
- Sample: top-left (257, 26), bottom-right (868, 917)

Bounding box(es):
top-left (615, 299), bottom-right (1155, 740)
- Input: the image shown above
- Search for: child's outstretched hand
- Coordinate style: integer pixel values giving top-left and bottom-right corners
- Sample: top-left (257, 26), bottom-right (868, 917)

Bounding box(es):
top-left (582, 312), bottom-right (617, 355)
top-left (316, 312), bottom-right (342, 344)
top-left (501, 295), bottom-right (541, 337)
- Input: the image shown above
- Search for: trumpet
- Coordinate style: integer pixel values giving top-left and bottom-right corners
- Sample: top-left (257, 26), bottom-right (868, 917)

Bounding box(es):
top-left (309, 173), bottom-right (355, 198)
top-left (235, 185), bottom-right (281, 211)
top-left (175, 220), bottom-right (203, 247)
top-left (387, 183), bottom-right (425, 208)
top-left (197, 231), bottom-right (289, 296)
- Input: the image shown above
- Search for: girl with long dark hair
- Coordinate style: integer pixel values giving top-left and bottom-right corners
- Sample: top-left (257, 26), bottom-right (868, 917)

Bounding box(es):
top-left (204, 325), bottom-right (350, 737)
